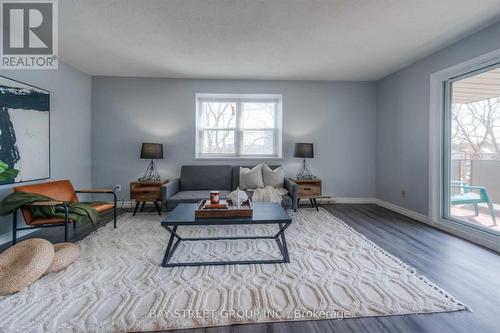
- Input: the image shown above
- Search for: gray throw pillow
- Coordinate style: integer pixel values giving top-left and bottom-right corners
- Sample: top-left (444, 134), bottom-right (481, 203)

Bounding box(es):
top-left (239, 164), bottom-right (264, 190)
top-left (262, 164), bottom-right (284, 188)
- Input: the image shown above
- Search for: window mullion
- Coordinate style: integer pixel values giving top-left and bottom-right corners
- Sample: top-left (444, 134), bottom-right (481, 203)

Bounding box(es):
top-left (235, 101), bottom-right (241, 157)
top-left (273, 102), bottom-right (278, 156)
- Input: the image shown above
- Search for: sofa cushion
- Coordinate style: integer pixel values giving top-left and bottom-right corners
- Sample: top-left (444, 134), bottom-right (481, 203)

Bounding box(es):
top-left (166, 190), bottom-right (230, 209)
top-left (180, 165), bottom-right (232, 191)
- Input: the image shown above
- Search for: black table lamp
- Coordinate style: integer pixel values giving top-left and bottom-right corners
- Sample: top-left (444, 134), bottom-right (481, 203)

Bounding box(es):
top-left (294, 143), bottom-right (314, 179)
top-left (139, 143), bottom-right (163, 182)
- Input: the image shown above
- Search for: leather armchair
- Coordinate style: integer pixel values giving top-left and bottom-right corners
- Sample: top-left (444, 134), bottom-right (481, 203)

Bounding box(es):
top-left (12, 180), bottom-right (117, 244)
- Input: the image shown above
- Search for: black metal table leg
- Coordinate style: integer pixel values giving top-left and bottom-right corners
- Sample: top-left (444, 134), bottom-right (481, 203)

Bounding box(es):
top-left (12, 210), bottom-right (17, 245)
top-left (154, 201), bottom-right (161, 215)
top-left (313, 198), bottom-right (319, 211)
top-left (162, 226), bottom-right (178, 267)
top-left (140, 202), bottom-right (145, 212)
top-left (113, 192), bottom-right (117, 228)
top-left (162, 221), bottom-right (292, 267)
top-left (279, 223), bottom-right (290, 262)
top-left (275, 222), bottom-right (291, 262)
top-left (63, 205), bottom-right (69, 242)
top-left (275, 236), bottom-right (285, 256)
top-left (133, 201), bottom-right (139, 216)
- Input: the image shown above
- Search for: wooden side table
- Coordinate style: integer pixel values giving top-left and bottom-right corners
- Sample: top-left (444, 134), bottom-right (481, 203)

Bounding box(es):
top-left (290, 178), bottom-right (322, 211)
top-left (130, 180), bottom-right (168, 216)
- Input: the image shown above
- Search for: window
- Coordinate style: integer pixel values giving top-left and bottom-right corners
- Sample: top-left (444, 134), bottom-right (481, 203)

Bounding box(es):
top-left (196, 94), bottom-right (282, 158)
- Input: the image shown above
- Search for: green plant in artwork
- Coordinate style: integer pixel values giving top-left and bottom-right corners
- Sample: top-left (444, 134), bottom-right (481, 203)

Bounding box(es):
top-left (0, 160), bottom-right (19, 182)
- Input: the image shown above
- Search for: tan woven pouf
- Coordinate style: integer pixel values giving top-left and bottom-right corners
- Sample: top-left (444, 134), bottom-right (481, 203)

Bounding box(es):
top-left (0, 238), bottom-right (54, 295)
top-left (46, 243), bottom-right (80, 274)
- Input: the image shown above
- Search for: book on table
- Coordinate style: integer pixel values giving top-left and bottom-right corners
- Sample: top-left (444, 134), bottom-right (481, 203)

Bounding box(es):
top-left (203, 200), bottom-right (229, 209)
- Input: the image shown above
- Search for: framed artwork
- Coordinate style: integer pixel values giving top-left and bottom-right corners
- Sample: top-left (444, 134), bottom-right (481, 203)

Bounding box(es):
top-left (0, 76), bottom-right (50, 185)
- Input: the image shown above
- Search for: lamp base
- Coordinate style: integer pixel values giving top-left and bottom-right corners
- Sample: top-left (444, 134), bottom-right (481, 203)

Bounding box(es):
top-left (296, 159), bottom-right (314, 179)
top-left (139, 160), bottom-right (161, 183)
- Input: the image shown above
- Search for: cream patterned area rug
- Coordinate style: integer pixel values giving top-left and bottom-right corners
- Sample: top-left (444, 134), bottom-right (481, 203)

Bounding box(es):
top-left (0, 208), bottom-right (466, 332)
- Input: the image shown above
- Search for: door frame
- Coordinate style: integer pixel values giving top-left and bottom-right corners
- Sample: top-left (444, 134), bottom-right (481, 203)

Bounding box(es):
top-left (429, 48), bottom-right (500, 252)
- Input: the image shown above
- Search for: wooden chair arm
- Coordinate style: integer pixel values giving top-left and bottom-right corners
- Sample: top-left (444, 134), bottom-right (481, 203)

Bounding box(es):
top-left (28, 201), bottom-right (65, 206)
top-left (76, 189), bottom-right (114, 193)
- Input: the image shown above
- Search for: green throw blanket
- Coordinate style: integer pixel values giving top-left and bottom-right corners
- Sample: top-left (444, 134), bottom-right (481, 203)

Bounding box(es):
top-left (0, 192), bottom-right (99, 225)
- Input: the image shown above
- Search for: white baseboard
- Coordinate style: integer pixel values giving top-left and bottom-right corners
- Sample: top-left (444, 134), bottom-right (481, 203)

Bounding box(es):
top-left (372, 199), bottom-right (430, 224)
top-left (317, 197), bottom-right (432, 227)
top-left (372, 199), bottom-right (500, 253)
top-left (313, 197), bottom-right (375, 204)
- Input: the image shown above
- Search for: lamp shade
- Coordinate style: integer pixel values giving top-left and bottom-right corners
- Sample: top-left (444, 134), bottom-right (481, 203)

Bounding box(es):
top-left (140, 143), bottom-right (164, 159)
top-left (293, 143), bottom-right (314, 158)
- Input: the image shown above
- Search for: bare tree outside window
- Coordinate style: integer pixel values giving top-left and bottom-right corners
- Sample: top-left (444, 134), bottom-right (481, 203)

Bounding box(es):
top-left (201, 102), bottom-right (236, 154)
top-left (451, 97), bottom-right (500, 158)
top-left (196, 94), bottom-right (282, 158)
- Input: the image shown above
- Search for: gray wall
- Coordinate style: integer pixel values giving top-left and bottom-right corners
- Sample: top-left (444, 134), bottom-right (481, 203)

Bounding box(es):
top-left (376, 21), bottom-right (500, 215)
top-left (0, 62), bottom-right (92, 241)
top-left (91, 78), bottom-right (376, 201)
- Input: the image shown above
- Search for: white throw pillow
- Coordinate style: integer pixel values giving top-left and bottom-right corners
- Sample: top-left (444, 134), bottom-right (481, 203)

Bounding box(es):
top-left (239, 164), bottom-right (264, 190)
top-left (262, 164), bottom-right (285, 188)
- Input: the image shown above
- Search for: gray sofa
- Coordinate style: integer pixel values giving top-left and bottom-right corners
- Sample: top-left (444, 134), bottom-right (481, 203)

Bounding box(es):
top-left (161, 165), bottom-right (298, 210)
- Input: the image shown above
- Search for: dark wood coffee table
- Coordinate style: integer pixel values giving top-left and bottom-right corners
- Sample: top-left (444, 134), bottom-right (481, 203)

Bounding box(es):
top-left (161, 202), bottom-right (292, 267)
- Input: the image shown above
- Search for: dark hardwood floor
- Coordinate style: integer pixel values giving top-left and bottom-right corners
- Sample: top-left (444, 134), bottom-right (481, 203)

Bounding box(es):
top-left (163, 204), bottom-right (500, 333)
top-left (1, 204), bottom-right (499, 333)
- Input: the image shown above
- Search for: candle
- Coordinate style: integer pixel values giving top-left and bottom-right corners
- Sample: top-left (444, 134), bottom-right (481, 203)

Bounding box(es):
top-left (210, 191), bottom-right (220, 204)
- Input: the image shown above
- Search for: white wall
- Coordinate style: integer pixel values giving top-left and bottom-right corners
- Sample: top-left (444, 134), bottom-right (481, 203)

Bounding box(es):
top-left (0, 62), bottom-right (92, 241)
top-left (91, 78), bottom-right (377, 201)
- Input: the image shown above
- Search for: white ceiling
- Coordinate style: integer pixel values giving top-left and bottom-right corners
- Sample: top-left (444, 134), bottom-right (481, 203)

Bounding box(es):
top-left (60, 0), bottom-right (500, 81)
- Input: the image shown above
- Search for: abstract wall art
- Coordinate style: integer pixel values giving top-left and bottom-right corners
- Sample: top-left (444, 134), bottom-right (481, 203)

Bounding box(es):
top-left (0, 76), bottom-right (50, 184)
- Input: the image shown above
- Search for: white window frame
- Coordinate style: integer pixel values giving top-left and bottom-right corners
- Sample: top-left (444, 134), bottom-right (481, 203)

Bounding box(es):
top-left (429, 48), bottom-right (500, 253)
top-left (195, 93), bottom-right (283, 159)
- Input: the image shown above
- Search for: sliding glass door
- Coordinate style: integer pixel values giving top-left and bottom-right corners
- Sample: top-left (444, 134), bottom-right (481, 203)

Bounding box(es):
top-left (444, 64), bottom-right (500, 233)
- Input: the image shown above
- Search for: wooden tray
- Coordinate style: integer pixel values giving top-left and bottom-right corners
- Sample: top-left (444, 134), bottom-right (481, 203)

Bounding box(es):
top-left (195, 199), bottom-right (253, 218)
